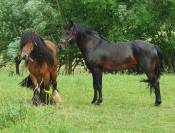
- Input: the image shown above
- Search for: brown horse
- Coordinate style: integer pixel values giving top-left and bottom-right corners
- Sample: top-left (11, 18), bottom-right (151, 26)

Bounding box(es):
top-left (59, 21), bottom-right (162, 106)
top-left (20, 31), bottom-right (61, 105)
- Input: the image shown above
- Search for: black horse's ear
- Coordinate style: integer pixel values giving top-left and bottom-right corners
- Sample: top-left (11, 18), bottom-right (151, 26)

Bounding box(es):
top-left (20, 30), bottom-right (25, 35)
top-left (69, 20), bottom-right (74, 26)
top-left (64, 20), bottom-right (73, 29)
top-left (68, 20), bottom-right (75, 30)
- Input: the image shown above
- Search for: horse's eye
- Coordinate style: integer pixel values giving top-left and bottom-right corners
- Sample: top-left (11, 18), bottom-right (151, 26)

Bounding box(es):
top-left (66, 31), bottom-right (70, 35)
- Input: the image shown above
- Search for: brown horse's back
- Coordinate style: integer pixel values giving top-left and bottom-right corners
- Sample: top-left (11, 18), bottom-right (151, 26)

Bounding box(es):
top-left (44, 40), bottom-right (57, 57)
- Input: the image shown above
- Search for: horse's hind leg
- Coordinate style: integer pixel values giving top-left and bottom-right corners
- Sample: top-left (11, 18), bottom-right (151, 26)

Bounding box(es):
top-left (147, 72), bottom-right (161, 106)
top-left (52, 81), bottom-right (62, 104)
top-left (51, 70), bottom-right (62, 104)
top-left (138, 57), bottom-right (161, 106)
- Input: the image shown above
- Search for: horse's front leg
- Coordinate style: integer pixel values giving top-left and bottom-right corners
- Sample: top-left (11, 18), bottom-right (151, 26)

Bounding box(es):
top-left (42, 71), bottom-right (61, 105)
top-left (32, 85), bottom-right (41, 105)
top-left (91, 73), bottom-right (98, 104)
top-left (41, 73), bottom-right (52, 104)
top-left (92, 68), bottom-right (103, 105)
top-left (30, 74), bottom-right (41, 105)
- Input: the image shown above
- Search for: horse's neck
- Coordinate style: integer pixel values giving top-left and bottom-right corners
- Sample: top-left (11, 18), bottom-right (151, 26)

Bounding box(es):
top-left (76, 33), bottom-right (100, 57)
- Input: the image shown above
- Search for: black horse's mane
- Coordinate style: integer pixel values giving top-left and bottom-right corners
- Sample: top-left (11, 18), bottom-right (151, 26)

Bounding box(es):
top-left (20, 32), bottom-right (54, 66)
top-left (75, 25), bottom-right (111, 43)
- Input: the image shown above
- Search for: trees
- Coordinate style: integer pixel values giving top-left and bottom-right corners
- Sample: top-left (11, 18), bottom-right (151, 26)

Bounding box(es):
top-left (0, 0), bottom-right (175, 73)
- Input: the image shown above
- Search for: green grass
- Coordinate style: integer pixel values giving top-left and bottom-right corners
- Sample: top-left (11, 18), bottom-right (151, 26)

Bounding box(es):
top-left (0, 68), bottom-right (175, 133)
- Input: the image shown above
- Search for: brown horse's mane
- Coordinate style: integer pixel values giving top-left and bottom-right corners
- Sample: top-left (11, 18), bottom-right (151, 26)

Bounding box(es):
top-left (20, 31), bottom-right (54, 66)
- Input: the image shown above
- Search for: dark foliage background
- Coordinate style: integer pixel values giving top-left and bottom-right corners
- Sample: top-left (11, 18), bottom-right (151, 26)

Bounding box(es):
top-left (0, 0), bottom-right (175, 74)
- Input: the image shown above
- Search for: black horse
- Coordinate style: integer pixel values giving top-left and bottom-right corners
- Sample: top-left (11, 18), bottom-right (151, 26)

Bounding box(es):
top-left (59, 21), bottom-right (162, 106)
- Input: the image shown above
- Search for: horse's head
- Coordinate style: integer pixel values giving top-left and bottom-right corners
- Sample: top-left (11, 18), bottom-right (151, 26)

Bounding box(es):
top-left (20, 41), bottom-right (33, 60)
top-left (59, 21), bottom-right (77, 49)
top-left (20, 32), bottom-right (37, 61)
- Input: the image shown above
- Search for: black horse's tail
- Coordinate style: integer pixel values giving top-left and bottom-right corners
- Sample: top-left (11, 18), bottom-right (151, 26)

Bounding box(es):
top-left (154, 45), bottom-right (163, 79)
top-left (20, 75), bottom-right (33, 89)
top-left (140, 45), bottom-right (162, 93)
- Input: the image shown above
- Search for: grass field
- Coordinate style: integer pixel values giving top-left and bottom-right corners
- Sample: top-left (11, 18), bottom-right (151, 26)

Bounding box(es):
top-left (0, 68), bottom-right (175, 133)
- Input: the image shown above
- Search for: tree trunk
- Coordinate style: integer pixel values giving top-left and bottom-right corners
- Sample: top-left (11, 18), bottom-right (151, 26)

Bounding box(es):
top-left (68, 57), bottom-right (72, 74)
top-left (15, 56), bottom-right (21, 75)
top-left (64, 54), bottom-right (73, 75)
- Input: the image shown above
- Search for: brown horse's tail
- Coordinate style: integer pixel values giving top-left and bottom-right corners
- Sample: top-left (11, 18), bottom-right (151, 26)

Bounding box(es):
top-left (154, 45), bottom-right (162, 79)
top-left (20, 75), bottom-right (33, 89)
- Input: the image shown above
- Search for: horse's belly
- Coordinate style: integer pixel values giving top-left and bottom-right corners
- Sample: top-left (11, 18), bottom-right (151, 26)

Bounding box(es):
top-left (102, 63), bottom-right (136, 71)
top-left (101, 56), bottom-right (137, 71)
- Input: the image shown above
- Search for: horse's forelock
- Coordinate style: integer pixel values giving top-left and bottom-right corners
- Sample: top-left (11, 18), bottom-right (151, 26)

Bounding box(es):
top-left (31, 34), bottom-right (54, 66)
top-left (20, 31), bottom-right (54, 66)
top-left (20, 32), bottom-right (34, 50)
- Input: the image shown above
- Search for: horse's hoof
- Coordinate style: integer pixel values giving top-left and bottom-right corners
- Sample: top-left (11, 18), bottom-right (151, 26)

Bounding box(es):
top-left (91, 99), bottom-right (96, 104)
top-left (32, 94), bottom-right (42, 106)
top-left (97, 98), bottom-right (103, 103)
top-left (155, 101), bottom-right (162, 106)
top-left (94, 99), bottom-right (103, 105)
top-left (52, 90), bottom-right (63, 104)
top-left (94, 102), bottom-right (101, 106)
top-left (32, 99), bottom-right (42, 106)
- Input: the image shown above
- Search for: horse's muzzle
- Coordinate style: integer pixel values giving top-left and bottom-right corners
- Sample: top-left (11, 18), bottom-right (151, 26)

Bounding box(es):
top-left (21, 52), bottom-right (28, 60)
top-left (21, 52), bottom-right (33, 62)
top-left (58, 43), bottom-right (66, 50)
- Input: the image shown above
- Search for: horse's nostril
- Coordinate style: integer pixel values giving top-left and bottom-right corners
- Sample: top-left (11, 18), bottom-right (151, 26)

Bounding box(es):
top-left (59, 45), bottom-right (62, 50)
top-left (22, 55), bottom-right (26, 59)
top-left (58, 43), bottom-right (61, 47)
top-left (58, 43), bottom-right (66, 50)
top-left (21, 52), bottom-right (27, 59)
top-left (60, 39), bottom-right (66, 43)
top-left (21, 53), bottom-right (24, 58)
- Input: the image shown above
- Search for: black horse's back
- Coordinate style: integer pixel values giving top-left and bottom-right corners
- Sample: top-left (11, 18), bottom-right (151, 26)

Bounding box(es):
top-left (131, 40), bottom-right (156, 55)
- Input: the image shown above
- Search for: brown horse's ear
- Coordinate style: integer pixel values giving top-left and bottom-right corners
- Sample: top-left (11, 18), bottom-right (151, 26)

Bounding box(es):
top-left (32, 31), bottom-right (38, 46)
